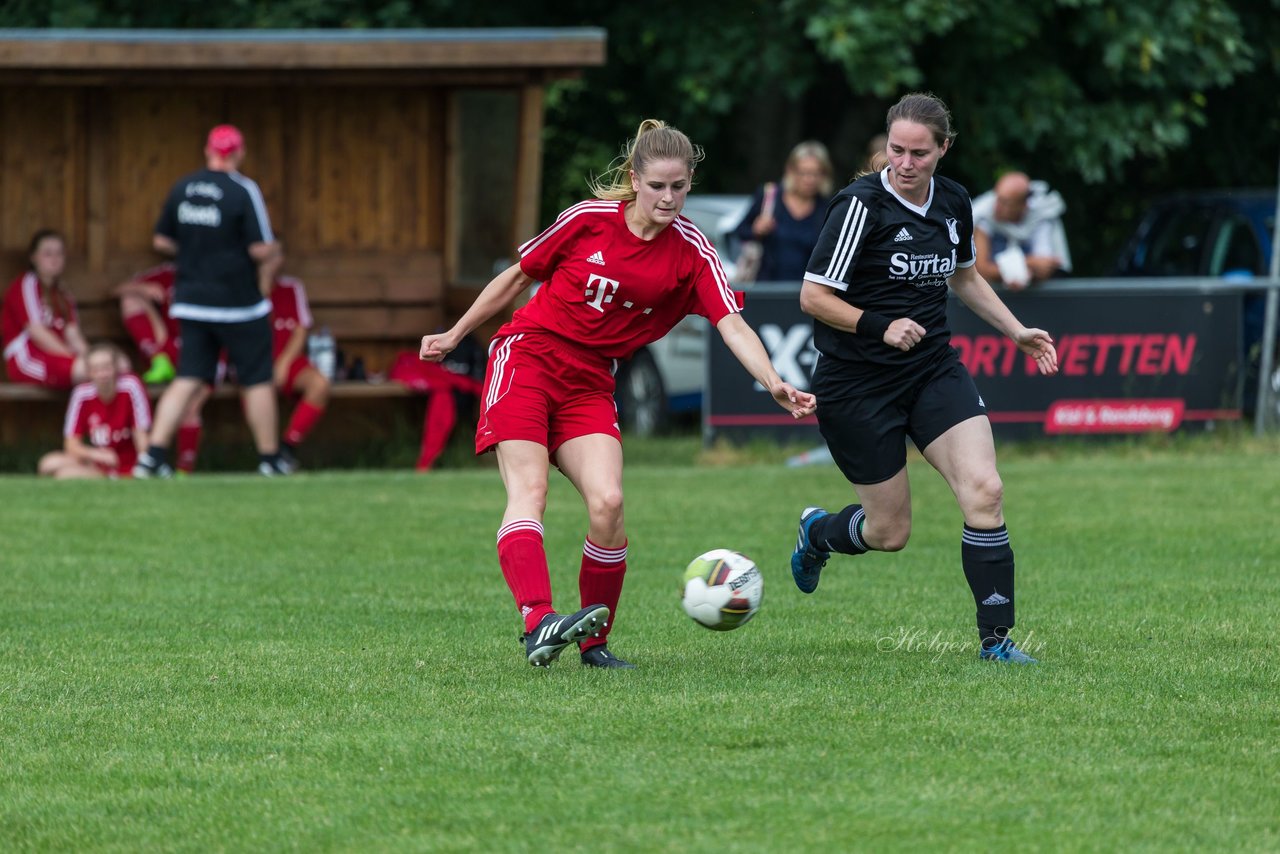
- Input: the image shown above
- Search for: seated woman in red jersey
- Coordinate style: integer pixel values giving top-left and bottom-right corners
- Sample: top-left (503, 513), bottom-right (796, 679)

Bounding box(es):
top-left (420, 119), bottom-right (816, 670)
top-left (2, 229), bottom-right (92, 389)
top-left (38, 342), bottom-right (152, 479)
top-left (269, 274), bottom-right (329, 471)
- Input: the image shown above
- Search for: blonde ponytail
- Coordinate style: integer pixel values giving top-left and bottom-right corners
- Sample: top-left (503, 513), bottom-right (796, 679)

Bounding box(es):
top-left (588, 119), bottom-right (705, 201)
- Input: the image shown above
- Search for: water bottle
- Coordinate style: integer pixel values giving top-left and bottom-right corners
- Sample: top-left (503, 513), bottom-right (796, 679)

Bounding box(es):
top-left (309, 326), bottom-right (336, 380)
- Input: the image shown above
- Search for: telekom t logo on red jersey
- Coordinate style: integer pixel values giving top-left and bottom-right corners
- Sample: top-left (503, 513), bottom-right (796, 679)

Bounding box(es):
top-left (584, 274), bottom-right (620, 312)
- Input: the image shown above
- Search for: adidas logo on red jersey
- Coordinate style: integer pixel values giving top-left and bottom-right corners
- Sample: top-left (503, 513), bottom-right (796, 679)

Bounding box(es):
top-left (586, 251), bottom-right (606, 265)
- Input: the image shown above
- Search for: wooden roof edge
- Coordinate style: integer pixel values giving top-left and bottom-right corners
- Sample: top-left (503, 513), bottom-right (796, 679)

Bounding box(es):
top-left (0, 28), bottom-right (608, 70)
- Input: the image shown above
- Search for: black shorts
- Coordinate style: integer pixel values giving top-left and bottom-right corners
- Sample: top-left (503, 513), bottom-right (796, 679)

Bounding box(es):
top-left (177, 316), bottom-right (272, 387)
top-left (813, 349), bottom-right (987, 485)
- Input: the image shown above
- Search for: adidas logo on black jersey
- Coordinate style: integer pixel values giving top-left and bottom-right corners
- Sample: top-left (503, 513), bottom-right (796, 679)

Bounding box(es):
top-left (893, 227), bottom-right (914, 242)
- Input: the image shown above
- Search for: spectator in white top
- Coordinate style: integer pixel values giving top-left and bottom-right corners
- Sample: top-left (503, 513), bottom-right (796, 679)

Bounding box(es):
top-left (972, 172), bottom-right (1071, 291)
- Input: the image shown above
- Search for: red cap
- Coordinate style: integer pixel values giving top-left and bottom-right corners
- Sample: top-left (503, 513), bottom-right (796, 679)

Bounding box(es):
top-left (206, 124), bottom-right (244, 156)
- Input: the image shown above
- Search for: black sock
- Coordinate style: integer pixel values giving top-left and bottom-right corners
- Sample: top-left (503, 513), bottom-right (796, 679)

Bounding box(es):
top-left (259, 451), bottom-right (282, 467)
top-left (961, 524), bottom-right (1015, 650)
top-left (144, 445), bottom-right (169, 466)
top-left (813, 505), bottom-right (870, 555)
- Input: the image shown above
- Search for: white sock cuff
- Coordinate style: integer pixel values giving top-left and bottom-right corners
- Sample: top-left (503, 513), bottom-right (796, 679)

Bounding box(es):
top-left (583, 538), bottom-right (627, 564)
top-left (498, 519), bottom-right (544, 543)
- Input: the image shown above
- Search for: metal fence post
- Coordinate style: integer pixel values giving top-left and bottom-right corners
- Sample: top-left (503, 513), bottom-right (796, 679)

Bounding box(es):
top-left (1254, 160), bottom-right (1280, 435)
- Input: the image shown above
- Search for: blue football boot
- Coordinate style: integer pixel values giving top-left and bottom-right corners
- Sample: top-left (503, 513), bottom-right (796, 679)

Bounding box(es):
top-left (979, 637), bottom-right (1039, 665)
top-left (790, 507), bottom-right (831, 594)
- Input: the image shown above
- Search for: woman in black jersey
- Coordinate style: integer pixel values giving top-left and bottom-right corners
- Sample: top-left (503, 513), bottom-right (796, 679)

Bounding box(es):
top-left (790, 92), bottom-right (1058, 664)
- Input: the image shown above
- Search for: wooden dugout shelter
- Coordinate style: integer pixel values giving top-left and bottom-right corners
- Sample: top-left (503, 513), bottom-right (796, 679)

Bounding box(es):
top-left (0, 27), bottom-right (607, 378)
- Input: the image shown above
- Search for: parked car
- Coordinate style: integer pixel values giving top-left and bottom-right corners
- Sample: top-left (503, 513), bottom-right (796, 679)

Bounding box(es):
top-left (1112, 188), bottom-right (1278, 417)
top-left (614, 195), bottom-right (752, 435)
top-left (1112, 188), bottom-right (1274, 279)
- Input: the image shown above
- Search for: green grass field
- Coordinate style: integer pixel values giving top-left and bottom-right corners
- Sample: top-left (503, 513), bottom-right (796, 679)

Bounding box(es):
top-left (2, 439), bottom-right (1278, 851)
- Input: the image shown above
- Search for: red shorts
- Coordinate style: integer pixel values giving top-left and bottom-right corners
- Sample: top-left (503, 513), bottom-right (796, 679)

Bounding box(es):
top-left (475, 331), bottom-right (621, 457)
top-left (4, 338), bottom-right (75, 389)
top-left (279, 356), bottom-right (313, 395)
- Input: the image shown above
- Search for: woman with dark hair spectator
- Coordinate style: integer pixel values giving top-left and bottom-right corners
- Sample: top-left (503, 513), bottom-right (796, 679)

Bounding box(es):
top-left (2, 229), bottom-right (91, 389)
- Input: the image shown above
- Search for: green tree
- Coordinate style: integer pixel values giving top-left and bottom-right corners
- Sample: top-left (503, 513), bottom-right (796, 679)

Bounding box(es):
top-left (2, 0), bottom-right (1274, 271)
top-left (787, 0), bottom-right (1272, 270)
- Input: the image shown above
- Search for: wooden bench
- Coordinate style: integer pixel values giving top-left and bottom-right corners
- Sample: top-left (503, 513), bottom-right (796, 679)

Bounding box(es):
top-left (0, 376), bottom-right (478, 472)
top-left (0, 249), bottom-right (499, 469)
top-left (1, 248), bottom-right (447, 377)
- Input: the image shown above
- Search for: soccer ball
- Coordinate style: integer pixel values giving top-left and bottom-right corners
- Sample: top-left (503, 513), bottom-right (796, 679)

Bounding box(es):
top-left (681, 549), bottom-right (763, 631)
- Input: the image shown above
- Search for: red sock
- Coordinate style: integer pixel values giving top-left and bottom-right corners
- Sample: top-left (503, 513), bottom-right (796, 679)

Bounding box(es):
top-left (579, 538), bottom-right (627, 652)
top-left (176, 424), bottom-right (202, 473)
top-left (283, 400), bottom-right (325, 446)
top-left (123, 313), bottom-right (161, 361)
top-left (497, 519), bottom-right (554, 634)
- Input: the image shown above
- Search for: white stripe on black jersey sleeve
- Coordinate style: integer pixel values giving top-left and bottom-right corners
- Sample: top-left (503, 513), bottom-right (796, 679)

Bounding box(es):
top-left (803, 194), bottom-right (872, 292)
top-left (229, 172), bottom-right (274, 243)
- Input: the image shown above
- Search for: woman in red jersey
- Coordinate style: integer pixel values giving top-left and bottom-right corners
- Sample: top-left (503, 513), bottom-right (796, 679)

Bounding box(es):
top-left (2, 230), bottom-right (90, 389)
top-left (421, 120), bottom-right (816, 669)
top-left (38, 342), bottom-right (151, 479)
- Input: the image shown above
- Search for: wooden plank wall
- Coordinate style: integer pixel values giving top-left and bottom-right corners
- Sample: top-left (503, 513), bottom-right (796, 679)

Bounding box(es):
top-left (1, 89), bottom-right (85, 256)
top-left (0, 85), bottom-right (450, 375)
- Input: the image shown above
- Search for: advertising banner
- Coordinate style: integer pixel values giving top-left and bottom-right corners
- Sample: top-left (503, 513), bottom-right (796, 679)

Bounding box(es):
top-left (706, 285), bottom-right (1243, 442)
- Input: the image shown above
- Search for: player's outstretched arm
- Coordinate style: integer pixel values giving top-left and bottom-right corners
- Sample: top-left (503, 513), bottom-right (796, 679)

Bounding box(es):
top-left (715, 313), bottom-right (816, 418)
top-left (1012, 327), bottom-right (1058, 376)
top-left (420, 262), bottom-right (535, 362)
top-left (949, 264), bottom-right (1058, 375)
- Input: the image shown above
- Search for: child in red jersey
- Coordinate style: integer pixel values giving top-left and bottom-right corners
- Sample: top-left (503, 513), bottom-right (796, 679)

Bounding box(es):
top-left (38, 342), bottom-right (151, 479)
top-left (421, 119), bottom-right (816, 669)
top-left (2, 230), bottom-right (91, 389)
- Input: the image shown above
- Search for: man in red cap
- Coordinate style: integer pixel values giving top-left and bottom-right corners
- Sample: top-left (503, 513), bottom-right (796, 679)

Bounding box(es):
top-left (207, 124), bottom-right (243, 157)
top-left (134, 124), bottom-right (289, 478)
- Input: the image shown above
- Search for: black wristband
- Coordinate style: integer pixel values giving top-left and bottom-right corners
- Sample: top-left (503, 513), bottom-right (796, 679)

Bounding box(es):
top-left (857, 311), bottom-right (892, 342)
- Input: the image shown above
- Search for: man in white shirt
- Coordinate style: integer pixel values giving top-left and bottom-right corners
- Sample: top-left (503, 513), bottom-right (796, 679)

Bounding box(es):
top-left (972, 171), bottom-right (1072, 291)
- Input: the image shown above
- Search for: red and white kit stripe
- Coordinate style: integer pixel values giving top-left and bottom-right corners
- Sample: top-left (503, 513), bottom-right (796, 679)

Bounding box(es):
top-left (485, 333), bottom-right (524, 411)
top-left (583, 539), bottom-right (627, 565)
top-left (498, 518), bottom-right (544, 543)
top-left (671, 217), bottom-right (737, 316)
